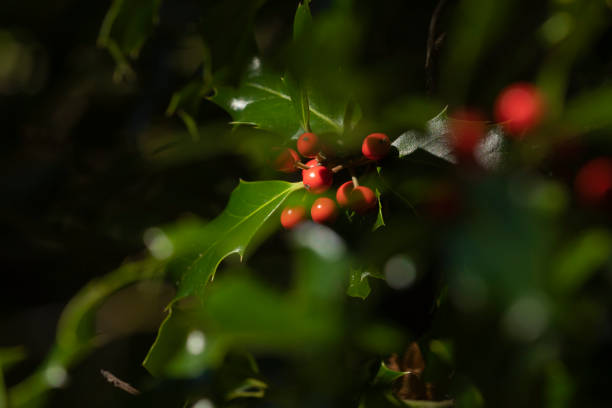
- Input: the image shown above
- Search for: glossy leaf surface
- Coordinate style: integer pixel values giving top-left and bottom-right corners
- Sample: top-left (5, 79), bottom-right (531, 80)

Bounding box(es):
top-left (174, 180), bottom-right (303, 301)
top-left (210, 63), bottom-right (352, 138)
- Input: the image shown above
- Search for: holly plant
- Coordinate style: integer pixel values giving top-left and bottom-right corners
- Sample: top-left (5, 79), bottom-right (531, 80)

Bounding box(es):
top-left (4, 1), bottom-right (612, 408)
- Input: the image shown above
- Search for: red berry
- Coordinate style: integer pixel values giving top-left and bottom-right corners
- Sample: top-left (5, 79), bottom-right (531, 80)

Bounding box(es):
top-left (449, 109), bottom-right (485, 157)
top-left (297, 132), bottom-right (320, 158)
top-left (494, 82), bottom-right (544, 136)
top-left (575, 158), bottom-right (612, 203)
top-left (311, 197), bottom-right (337, 224)
top-left (280, 206), bottom-right (306, 229)
top-left (352, 186), bottom-right (377, 213)
top-left (335, 181), bottom-right (377, 213)
top-left (362, 133), bottom-right (391, 160)
top-left (273, 147), bottom-right (300, 173)
top-left (304, 158), bottom-right (319, 168)
top-left (336, 181), bottom-right (355, 208)
top-left (302, 163), bottom-right (333, 194)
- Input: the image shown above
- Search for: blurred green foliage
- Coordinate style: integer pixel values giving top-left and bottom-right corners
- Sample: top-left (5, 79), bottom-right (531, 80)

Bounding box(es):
top-left (1, 0), bottom-right (612, 407)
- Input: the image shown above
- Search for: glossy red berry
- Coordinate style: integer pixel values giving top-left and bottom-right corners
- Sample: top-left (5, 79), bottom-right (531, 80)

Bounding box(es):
top-left (302, 162), bottom-right (333, 194)
top-left (449, 109), bottom-right (485, 157)
top-left (273, 147), bottom-right (300, 173)
top-left (336, 181), bottom-right (377, 213)
top-left (304, 158), bottom-right (319, 167)
top-left (297, 132), bottom-right (320, 158)
top-left (280, 206), bottom-right (306, 229)
top-left (336, 181), bottom-right (355, 208)
top-left (311, 197), bottom-right (337, 224)
top-left (362, 133), bottom-right (391, 160)
top-left (494, 82), bottom-right (544, 136)
top-left (352, 186), bottom-right (377, 213)
top-left (575, 158), bottom-right (612, 203)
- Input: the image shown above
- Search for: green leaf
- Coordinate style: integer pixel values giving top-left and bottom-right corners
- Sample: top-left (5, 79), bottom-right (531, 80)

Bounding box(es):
top-left (0, 347), bottom-right (26, 371)
top-left (392, 107), bottom-right (456, 163)
top-left (173, 180), bottom-right (303, 301)
top-left (565, 85), bottom-right (612, 131)
top-left (143, 274), bottom-right (341, 376)
top-left (455, 384), bottom-right (484, 408)
top-left (176, 110), bottom-right (200, 141)
top-left (393, 108), bottom-right (504, 168)
top-left (347, 268), bottom-right (373, 299)
top-left (226, 377), bottom-right (268, 400)
top-left (1, 347), bottom-right (26, 408)
top-left (347, 268), bottom-right (384, 300)
top-left (551, 229), bottom-right (612, 295)
top-left (474, 125), bottom-right (505, 170)
top-left (545, 361), bottom-right (574, 408)
top-left (429, 339), bottom-right (453, 365)
top-left (166, 80), bottom-right (212, 139)
top-left (372, 189), bottom-right (385, 231)
top-left (441, 0), bottom-right (515, 102)
top-left (293, 0), bottom-right (313, 41)
top-left (209, 63), bottom-right (349, 137)
top-left (283, 73), bottom-right (311, 132)
top-left (98, 0), bottom-right (163, 77)
top-left (372, 361), bottom-right (409, 385)
top-left (401, 400), bottom-right (454, 408)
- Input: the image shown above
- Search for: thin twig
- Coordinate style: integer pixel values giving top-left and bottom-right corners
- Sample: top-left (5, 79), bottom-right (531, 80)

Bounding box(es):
top-left (425, 0), bottom-right (448, 93)
top-left (100, 369), bottom-right (141, 395)
top-left (295, 161), bottom-right (311, 170)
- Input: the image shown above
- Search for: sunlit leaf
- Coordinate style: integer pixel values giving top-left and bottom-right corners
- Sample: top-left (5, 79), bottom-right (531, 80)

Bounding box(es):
top-left (392, 108), bottom-right (456, 163)
top-left (347, 268), bottom-right (373, 299)
top-left (210, 62), bottom-right (354, 138)
top-left (347, 268), bottom-right (384, 300)
top-left (474, 126), bottom-right (505, 170)
top-left (172, 180), bottom-right (302, 301)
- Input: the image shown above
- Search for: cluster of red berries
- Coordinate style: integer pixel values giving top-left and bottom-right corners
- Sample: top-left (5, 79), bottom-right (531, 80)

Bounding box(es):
top-left (275, 132), bottom-right (391, 229)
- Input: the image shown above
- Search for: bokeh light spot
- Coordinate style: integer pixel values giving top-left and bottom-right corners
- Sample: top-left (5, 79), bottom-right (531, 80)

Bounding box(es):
top-left (293, 222), bottom-right (346, 260)
top-left (143, 227), bottom-right (174, 260)
top-left (502, 295), bottom-right (550, 342)
top-left (45, 364), bottom-right (68, 388)
top-left (186, 330), bottom-right (206, 355)
top-left (384, 255), bottom-right (417, 290)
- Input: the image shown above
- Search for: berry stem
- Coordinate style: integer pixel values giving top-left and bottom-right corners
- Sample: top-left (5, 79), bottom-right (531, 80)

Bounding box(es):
top-left (350, 168), bottom-right (360, 187)
top-left (295, 161), bottom-right (311, 170)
